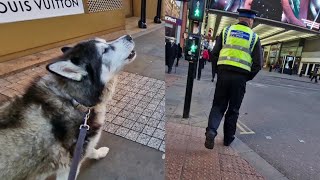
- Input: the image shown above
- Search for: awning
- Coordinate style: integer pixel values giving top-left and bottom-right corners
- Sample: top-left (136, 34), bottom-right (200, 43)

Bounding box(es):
top-left (205, 9), bottom-right (320, 46)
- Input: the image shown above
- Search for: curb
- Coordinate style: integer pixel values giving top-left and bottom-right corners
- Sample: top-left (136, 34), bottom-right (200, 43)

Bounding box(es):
top-left (217, 123), bottom-right (289, 180)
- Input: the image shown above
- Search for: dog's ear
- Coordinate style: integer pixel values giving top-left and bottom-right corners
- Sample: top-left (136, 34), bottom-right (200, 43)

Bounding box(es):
top-left (46, 60), bottom-right (87, 81)
top-left (61, 47), bottom-right (72, 54)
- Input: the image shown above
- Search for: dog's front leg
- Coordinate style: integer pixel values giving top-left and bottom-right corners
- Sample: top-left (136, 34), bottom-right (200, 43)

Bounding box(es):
top-left (56, 167), bottom-right (70, 180)
top-left (86, 147), bottom-right (110, 159)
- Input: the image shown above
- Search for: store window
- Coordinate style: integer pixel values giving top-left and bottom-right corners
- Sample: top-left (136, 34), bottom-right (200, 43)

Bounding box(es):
top-left (268, 43), bottom-right (281, 66)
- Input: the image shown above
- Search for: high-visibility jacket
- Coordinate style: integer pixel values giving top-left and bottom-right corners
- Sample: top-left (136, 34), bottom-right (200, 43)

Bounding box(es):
top-left (217, 24), bottom-right (259, 72)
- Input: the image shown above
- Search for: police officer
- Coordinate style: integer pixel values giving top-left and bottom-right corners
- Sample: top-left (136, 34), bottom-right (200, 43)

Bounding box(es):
top-left (205, 9), bottom-right (263, 149)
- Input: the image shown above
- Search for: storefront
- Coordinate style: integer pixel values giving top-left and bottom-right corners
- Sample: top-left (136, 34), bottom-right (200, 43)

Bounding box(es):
top-left (263, 43), bottom-right (281, 67)
top-left (299, 38), bottom-right (320, 76)
top-left (279, 40), bottom-right (304, 74)
top-left (0, 0), bottom-right (125, 63)
top-left (0, 0), bottom-right (162, 63)
top-left (165, 15), bottom-right (182, 40)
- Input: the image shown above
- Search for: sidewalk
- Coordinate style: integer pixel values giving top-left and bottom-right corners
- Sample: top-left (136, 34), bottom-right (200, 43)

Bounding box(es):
top-left (0, 20), bottom-right (165, 179)
top-left (0, 17), bottom-right (162, 77)
top-left (261, 69), bottom-right (319, 84)
top-left (165, 61), bottom-right (284, 180)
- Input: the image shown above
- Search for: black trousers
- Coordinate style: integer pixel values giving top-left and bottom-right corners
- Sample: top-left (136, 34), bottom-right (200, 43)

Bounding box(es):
top-left (197, 58), bottom-right (205, 79)
top-left (206, 70), bottom-right (247, 138)
top-left (311, 75), bottom-right (318, 83)
top-left (211, 61), bottom-right (216, 81)
top-left (176, 57), bottom-right (180, 66)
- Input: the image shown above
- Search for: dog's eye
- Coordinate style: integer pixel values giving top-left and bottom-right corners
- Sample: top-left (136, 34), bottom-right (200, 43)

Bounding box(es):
top-left (103, 48), bottom-right (109, 54)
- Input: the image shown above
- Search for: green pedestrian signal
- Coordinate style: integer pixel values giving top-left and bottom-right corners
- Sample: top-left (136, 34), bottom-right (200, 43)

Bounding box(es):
top-left (184, 35), bottom-right (200, 61)
top-left (190, 44), bottom-right (197, 53)
top-left (195, 8), bottom-right (200, 17)
top-left (189, 0), bottom-right (205, 22)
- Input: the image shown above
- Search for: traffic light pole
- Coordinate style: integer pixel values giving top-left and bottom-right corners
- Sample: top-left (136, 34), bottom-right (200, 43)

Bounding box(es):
top-left (183, 21), bottom-right (202, 118)
top-left (183, 59), bottom-right (196, 118)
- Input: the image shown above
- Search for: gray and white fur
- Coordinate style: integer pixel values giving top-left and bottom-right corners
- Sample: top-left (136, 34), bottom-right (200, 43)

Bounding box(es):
top-left (0, 35), bottom-right (136, 180)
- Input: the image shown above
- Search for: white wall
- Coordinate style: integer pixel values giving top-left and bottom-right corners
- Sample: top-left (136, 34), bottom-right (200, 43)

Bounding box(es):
top-left (301, 52), bottom-right (320, 63)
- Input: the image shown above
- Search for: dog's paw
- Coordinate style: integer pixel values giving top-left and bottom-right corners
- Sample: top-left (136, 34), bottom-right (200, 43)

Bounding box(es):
top-left (96, 147), bottom-right (109, 159)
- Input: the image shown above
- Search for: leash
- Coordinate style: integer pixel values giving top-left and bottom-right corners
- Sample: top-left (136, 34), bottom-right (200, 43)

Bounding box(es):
top-left (68, 109), bottom-right (91, 180)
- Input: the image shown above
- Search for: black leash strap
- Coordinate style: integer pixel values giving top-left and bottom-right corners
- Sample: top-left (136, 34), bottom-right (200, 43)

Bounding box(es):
top-left (68, 109), bottom-right (91, 180)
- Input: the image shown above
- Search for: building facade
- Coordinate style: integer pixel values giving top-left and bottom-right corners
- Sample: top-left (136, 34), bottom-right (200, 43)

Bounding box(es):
top-left (0, 0), bottom-right (163, 63)
top-left (164, 0), bottom-right (180, 18)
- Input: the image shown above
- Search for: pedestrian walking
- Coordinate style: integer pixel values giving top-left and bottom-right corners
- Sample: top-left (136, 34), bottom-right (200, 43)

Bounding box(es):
top-left (310, 65), bottom-right (319, 83)
top-left (205, 9), bottom-right (263, 149)
top-left (197, 48), bottom-right (209, 80)
top-left (176, 43), bottom-right (182, 67)
top-left (165, 39), bottom-right (177, 74)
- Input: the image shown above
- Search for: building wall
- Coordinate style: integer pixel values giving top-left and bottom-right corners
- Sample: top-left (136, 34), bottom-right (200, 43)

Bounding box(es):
top-left (298, 38), bottom-right (320, 75)
top-left (164, 0), bottom-right (180, 18)
top-left (301, 38), bottom-right (320, 63)
top-left (133, 0), bottom-right (161, 20)
top-left (303, 38), bottom-right (320, 52)
top-left (0, 0), bottom-right (125, 63)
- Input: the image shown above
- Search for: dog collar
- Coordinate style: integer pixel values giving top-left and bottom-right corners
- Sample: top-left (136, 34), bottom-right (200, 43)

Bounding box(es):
top-left (71, 99), bottom-right (92, 113)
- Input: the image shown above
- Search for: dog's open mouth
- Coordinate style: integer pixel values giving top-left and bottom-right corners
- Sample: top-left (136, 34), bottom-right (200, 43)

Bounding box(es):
top-left (127, 50), bottom-right (136, 60)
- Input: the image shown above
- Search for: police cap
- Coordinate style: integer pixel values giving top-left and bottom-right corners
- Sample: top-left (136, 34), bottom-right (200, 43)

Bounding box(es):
top-left (237, 9), bottom-right (258, 19)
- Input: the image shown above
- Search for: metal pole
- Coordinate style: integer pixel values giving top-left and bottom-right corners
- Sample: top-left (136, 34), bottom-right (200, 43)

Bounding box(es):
top-left (154, 0), bottom-right (162, 23)
top-left (138, 0), bottom-right (147, 28)
top-left (183, 60), bottom-right (196, 118)
top-left (183, 18), bottom-right (202, 118)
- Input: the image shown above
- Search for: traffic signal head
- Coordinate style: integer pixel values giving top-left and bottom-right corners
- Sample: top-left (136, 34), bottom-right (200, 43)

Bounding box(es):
top-left (185, 35), bottom-right (200, 61)
top-left (189, 0), bottom-right (205, 22)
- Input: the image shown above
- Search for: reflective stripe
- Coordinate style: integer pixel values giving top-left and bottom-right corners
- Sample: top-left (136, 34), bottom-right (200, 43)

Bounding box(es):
top-left (249, 33), bottom-right (257, 51)
top-left (218, 56), bottom-right (252, 67)
top-left (223, 44), bottom-right (251, 54)
top-left (217, 60), bottom-right (251, 71)
top-left (223, 26), bottom-right (231, 45)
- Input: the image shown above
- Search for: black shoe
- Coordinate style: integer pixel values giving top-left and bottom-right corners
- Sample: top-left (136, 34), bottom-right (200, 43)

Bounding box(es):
top-left (197, 78), bottom-right (200, 81)
top-left (223, 136), bottom-right (235, 146)
top-left (205, 131), bottom-right (216, 149)
top-left (211, 79), bottom-right (214, 82)
top-left (175, 64), bottom-right (178, 67)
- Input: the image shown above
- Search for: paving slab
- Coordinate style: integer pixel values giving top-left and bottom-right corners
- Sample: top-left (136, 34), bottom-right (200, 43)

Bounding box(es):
top-left (165, 122), bottom-right (264, 180)
top-left (78, 132), bottom-right (164, 180)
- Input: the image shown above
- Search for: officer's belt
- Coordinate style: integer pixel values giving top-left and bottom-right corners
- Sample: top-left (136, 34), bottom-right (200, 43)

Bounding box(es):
top-left (223, 44), bottom-right (251, 54)
top-left (218, 56), bottom-right (252, 67)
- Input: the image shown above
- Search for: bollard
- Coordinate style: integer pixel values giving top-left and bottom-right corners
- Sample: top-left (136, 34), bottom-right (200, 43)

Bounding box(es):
top-left (138, 0), bottom-right (147, 28)
top-left (154, 0), bottom-right (162, 24)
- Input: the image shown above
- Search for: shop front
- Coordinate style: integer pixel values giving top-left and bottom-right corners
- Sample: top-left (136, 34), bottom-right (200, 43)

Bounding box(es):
top-left (279, 40), bottom-right (304, 75)
top-left (0, 0), bottom-right (163, 63)
top-left (0, 0), bottom-right (125, 63)
top-left (298, 38), bottom-right (320, 76)
top-left (263, 43), bottom-right (281, 68)
top-left (165, 15), bottom-right (182, 40)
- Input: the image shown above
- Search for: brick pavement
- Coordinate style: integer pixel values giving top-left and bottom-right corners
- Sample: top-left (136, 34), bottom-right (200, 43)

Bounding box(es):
top-left (104, 72), bottom-right (166, 152)
top-left (165, 122), bottom-right (265, 180)
top-left (0, 64), bottom-right (46, 103)
top-left (0, 65), bottom-right (166, 152)
top-left (165, 60), bottom-right (266, 179)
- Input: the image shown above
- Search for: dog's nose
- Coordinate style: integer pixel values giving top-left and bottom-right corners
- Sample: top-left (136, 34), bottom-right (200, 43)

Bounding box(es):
top-left (125, 35), bottom-right (133, 41)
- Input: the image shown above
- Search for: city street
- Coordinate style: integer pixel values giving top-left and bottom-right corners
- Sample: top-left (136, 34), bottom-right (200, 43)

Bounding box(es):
top-left (166, 60), bottom-right (320, 180)
top-left (238, 70), bottom-right (320, 180)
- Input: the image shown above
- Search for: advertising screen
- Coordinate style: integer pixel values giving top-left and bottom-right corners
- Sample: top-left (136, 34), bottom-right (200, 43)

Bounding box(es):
top-left (208, 0), bottom-right (320, 30)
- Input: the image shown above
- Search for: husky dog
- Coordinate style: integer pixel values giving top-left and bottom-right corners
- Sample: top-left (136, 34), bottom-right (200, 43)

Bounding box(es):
top-left (0, 35), bottom-right (136, 180)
